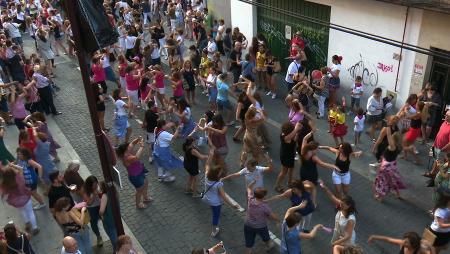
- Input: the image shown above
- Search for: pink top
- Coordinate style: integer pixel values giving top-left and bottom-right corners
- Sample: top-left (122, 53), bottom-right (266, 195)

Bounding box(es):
top-left (125, 73), bottom-right (140, 91)
top-left (10, 97), bottom-right (28, 119)
top-left (127, 161), bottom-right (144, 176)
top-left (119, 63), bottom-right (128, 77)
top-left (155, 72), bottom-right (164, 89)
top-left (92, 64), bottom-right (106, 82)
top-left (1, 174), bottom-right (31, 208)
top-left (173, 80), bottom-right (183, 97)
top-left (288, 108), bottom-right (303, 125)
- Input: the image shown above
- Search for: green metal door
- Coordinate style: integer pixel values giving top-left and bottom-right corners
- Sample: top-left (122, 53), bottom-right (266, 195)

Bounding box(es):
top-left (256, 0), bottom-right (331, 71)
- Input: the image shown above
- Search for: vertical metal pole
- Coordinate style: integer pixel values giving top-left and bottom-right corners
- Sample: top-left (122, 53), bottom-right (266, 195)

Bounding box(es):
top-left (394, 6), bottom-right (409, 92)
top-left (62, 0), bottom-right (125, 236)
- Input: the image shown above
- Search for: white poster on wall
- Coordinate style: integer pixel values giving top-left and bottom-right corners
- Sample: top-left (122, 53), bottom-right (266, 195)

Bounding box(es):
top-left (285, 25), bottom-right (292, 40)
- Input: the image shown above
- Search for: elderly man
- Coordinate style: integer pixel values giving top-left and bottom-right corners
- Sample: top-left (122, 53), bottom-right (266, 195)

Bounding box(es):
top-left (61, 236), bottom-right (81, 254)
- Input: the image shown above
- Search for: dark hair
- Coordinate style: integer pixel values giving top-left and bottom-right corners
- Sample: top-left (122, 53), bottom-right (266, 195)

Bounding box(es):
top-left (406, 94), bottom-right (418, 104)
top-left (3, 223), bottom-right (18, 244)
top-left (332, 55), bottom-right (342, 64)
top-left (281, 122), bottom-right (294, 135)
top-left (373, 87), bottom-right (382, 95)
top-left (84, 175), bottom-right (98, 197)
top-left (183, 136), bottom-right (195, 152)
top-left (403, 231), bottom-right (421, 250)
top-left (177, 98), bottom-right (190, 111)
top-left (117, 235), bottom-right (133, 252)
top-left (289, 179), bottom-right (305, 192)
top-left (302, 141), bottom-right (319, 157)
top-left (49, 170), bottom-right (60, 184)
top-left (156, 119), bottom-right (167, 129)
top-left (204, 110), bottom-right (215, 123)
top-left (16, 147), bottom-right (32, 160)
top-left (285, 212), bottom-right (302, 228)
top-left (356, 108), bottom-right (364, 116)
top-left (116, 143), bottom-right (130, 159)
top-left (341, 196), bottom-right (356, 218)
top-left (225, 27), bottom-right (232, 34)
top-left (212, 114), bottom-right (225, 129)
top-left (206, 165), bottom-right (222, 181)
top-left (64, 169), bottom-right (85, 190)
top-left (435, 195), bottom-right (450, 209)
top-left (340, 142), bottom-right (353, 158)
top-left (112, 89), bottom-right (121, 101)
top-left (54, 197), bottom-right (71, 212)
top-left (254, 187), bottom-right (268, 199)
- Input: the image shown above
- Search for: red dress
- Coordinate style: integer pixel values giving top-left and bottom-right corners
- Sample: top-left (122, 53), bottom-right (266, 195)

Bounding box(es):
top-left (19, 128), bottom-right (37, 158)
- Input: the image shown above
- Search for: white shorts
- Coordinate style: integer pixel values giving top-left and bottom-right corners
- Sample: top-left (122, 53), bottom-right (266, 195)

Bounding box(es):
top-left (332, 171), bottom-right (351, 185)
top-left (146, 132), bottom-right (155, 144)
top-left (157, 88), bottom-right (165, 95)
top-left (126, 89), bottom-right (140, 105)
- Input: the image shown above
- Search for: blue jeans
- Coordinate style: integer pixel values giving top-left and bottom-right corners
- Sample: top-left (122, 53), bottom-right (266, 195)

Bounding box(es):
top-left (71, 226), bottom-right (93, 254)
top-left (87, 206), bottom-right (101, 237)
top-left (102, 217), bottom-right (118, 250)
top-left (211, 205), bottom-right (222, 226)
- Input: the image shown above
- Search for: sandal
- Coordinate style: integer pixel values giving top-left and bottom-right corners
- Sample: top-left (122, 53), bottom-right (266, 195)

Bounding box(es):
top-left (143, 198), bottom-right (153, 203)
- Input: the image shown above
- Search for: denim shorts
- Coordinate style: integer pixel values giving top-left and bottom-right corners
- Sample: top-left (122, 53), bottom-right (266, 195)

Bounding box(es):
top-left (217, 100), bottom-right (232, 110)
top-left (128, 171), bottom-right (145, 189)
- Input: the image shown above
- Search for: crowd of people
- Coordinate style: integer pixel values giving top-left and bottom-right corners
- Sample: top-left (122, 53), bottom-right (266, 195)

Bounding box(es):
top-left (0, 0), bottom-right (449, 254)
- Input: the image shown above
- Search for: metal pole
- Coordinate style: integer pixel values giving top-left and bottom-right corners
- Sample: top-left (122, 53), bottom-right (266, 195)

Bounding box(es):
top-left (62, 0), bottom-right (125, 236)
top-left (394, 6), bottom-right (409, 92)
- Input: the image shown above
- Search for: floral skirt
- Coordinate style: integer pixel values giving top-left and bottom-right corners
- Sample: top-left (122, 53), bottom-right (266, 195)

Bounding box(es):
top-left (373, 159), bottom-right (406, 197)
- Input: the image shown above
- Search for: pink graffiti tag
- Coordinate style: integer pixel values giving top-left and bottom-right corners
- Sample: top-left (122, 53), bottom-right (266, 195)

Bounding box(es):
top-left (377, 62), bottom-right (394, 73)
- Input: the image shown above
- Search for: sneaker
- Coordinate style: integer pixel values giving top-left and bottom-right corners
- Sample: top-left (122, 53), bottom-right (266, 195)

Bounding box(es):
top-left (266, 91), bottom-right (272, 96)
top-left (96, 236), bottom-right (104, 247)
top-left (33, 203), bottom-right (46, 210)
top-left (265, 240), bottom-right (275, 251)
top-left (210, 227), bottom-right (220, 237)
top-left (148, 156), bottom-right (153, 163)
top-left (369, 162), bottom-right (381, 167)
top-left (192, 193), bottom-right (202, 198)
top-left (271, 93), bottom-right (276, 99)
top-left (157, 176), bottom-right (164, 182)
top-left (163, 175), bottom-right (176, 182)
top-left (32, 228), bottom-right (40, 235)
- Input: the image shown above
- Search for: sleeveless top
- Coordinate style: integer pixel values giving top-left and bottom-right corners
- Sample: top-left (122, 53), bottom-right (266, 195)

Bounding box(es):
top-left (17, 159), bottom-right (37, 186)
top-left (376, 126), bottom-right (399, 158)
top-left (399, 246), bottom-right (419, 254)
top-left (410, 118), bottom-right (421, 129)
top-left (290, 190), bottom-right (314, 216)
top-left (335, 153), bottom-right (350, 174)
top-left (300, 156), bottom-right (318, 184)
top-left (280, 134), bottom-right (296, 159)
top-left (239, 99), bottom-right (252, 121)
top-left (183, 68), bottom-right (195, 85)
top-left (383, 148), bottom-right (399, 162)
top-left (184, 147), bottom-right (199, 171)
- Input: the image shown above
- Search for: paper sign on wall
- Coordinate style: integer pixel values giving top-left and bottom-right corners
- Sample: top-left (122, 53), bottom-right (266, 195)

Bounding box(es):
top-left (285, 25), bottom-right (291, 40)
top-left (414, 64), bottom-right (424, 75)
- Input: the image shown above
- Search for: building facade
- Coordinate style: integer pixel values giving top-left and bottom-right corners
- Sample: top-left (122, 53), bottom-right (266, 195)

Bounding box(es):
top-left (211, 0), bottom-right (450, 110)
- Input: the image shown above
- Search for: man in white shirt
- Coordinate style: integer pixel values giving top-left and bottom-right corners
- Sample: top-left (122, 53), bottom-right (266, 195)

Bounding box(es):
top-left (3, 17), bottom-right (22, 47)
top-left (206, 34), bottom-right (217, 60)
top-left (366, 87), bottom-right (384, 140)
top-left (221, 156), bottom-right (273, 190)
top-left (285, 55), bottom-right (302, 92)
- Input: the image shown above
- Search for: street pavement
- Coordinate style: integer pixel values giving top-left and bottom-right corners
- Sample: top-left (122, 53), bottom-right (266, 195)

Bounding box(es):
top-left (5, 35), bottom-right (437, 253)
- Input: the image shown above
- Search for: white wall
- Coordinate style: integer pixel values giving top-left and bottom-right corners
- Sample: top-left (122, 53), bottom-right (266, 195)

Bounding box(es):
top-left (230, 0), bottom-right (256, 40)
top-left (207, 0), bottom-right (232, 28)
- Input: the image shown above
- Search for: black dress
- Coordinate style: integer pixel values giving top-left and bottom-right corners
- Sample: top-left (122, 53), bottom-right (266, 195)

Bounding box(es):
top-left (280, 134), bottom-right (296, 168)
top-left (184, 147), bottom-right (199, 176)
top-left (375, 126), bottom-right (399, 161)
top-left (6, 234), bottom-right (35, 254)
top-left (300, 156), bottom-right (318, 185)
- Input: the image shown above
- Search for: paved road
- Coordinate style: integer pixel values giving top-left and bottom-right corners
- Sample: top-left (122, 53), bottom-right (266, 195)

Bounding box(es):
top-left (20, 34), bottom-right (435, 253)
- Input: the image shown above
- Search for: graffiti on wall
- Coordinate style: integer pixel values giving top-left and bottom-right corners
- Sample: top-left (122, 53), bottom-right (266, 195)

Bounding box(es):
top-left (295, 26), bottom-right (329, 70)
top-left (347, 54), bottom-right (379, 87)
top-left (377, 62), bottom-right (394, 73)
top-left (259, 20), bottom-right (286, 45)
top-left (303, 35), bottom-right (327, 63)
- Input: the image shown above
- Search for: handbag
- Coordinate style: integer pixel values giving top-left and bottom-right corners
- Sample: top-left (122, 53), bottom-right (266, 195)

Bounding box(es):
top-left (422, 228), bottom-right (436, 245)
top-left (71, 207), bottom-right (91, 225)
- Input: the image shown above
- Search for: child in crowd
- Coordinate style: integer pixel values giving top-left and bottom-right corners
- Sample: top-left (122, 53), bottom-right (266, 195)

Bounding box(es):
top-left (328, 104), bottom-right (337, 133)
top-left (143, 100), bottom-right (159, 163)
top-left (331, 105), bottom-right (347, 146)
top-left (353, 108), bottom-right (365, 147)
top-left (350, 76), bottom-right (363, 114)
top-left (182, 136), bottom-right (208, 197)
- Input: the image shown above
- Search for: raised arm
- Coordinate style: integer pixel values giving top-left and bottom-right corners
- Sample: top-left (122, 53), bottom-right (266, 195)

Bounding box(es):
top-left (368, 235), bottom-right (404, 246)
top-left (318, 181), bottom-right (341, 206)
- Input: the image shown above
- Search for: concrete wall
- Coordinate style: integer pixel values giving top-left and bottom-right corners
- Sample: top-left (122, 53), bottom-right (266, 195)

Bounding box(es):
top-left (230, 0), bottom-right (257, 41)
top-left (207, 0), bottom-right (232, 28)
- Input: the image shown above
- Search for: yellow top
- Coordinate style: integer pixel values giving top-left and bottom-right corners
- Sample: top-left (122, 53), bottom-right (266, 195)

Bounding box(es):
top-left (256, 52), bottom-right (266, 69)
top-left (335, 112), bottom-right (346, 124)
top-left (329, 109), bottom-right (337, 120)
top-left (200, 57), bottom-right (211, 77)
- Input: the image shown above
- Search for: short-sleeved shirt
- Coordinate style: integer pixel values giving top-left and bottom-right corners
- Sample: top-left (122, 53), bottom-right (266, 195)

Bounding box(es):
top-left (354, 115), bottom-right (365, 132)
top-left (431, 208), bottom-right (450, 233)
top-left (335, 112), bottom-right (345, 125)
top-left (335, 211), bottom-right (356, 245)
top-left (229, 50), bottom-right (242, 70)
top-left (239, 166), bottom-right (265, 189)
top-left (92, 64), bottom-right (106, 82)
top-left (115, 99), bottom-right (127, 116)
top-left (351, 83), bottom-right (363, 98)
top-left (434, 122), bottom-right (450, 150)
top-left (245, 194), bottom-right (271, 228)
top-left (217, 80), bottom-right (229, 102)
top-left (203, 179), bottom-right (224, 206)
top-left (366, 95), bottom-right (383, 116)
top-left (156, 131), bottom-right (173, 147)
top-left (285, 60), bottom-right (301, 83)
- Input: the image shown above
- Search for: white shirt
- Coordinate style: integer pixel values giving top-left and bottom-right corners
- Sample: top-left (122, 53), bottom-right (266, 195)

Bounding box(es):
top-left (115, 99), bottom-right (127, 116)
top-left (151, 47), bottom-right (160, 59)
top-left (102, 55), bottom-right (110, 68)
top-left (431, 208), bottom-right (450, 233)
top-left (238, 166), bottom-right (265, 189)
top-left (207, 41), bottom-right (217, 60)
top-left (61, 247), bottom-right (81, 254)
top-left (125, 35), bottom-right (137, 49)
top-left (351, 83), bottom-right (363, 98)
top-left (285, 60), bottom-right (301, 83)
top-left (16, 11), bottom-right (25, 21)
top-left (330, 63), bottom-right (342, 75)
top-left (334, 211), bottom-right (356, 245)
top-left (353, 115), bottom-right (365, 132)
top-left (4, 22), bottom-right (21, 38)
top-left (156, 131), bottom-right (173, 148)
top-left (366, 95), bottom-right (383, 115)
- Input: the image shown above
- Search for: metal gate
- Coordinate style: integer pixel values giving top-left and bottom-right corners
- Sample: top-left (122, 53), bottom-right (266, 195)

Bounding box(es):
top-left (256, 0), bottom-right (331, 71)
